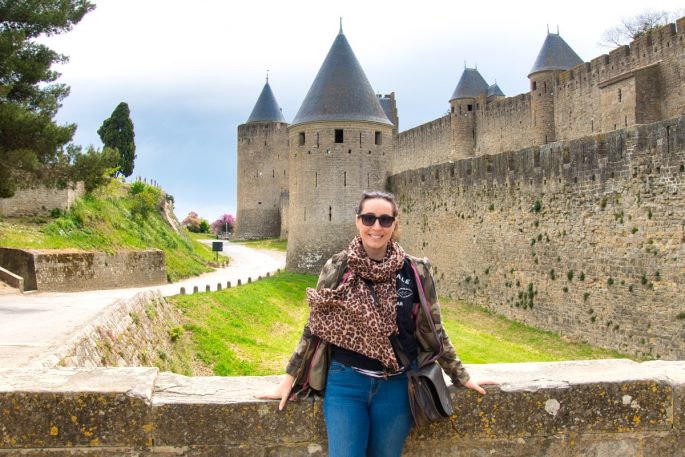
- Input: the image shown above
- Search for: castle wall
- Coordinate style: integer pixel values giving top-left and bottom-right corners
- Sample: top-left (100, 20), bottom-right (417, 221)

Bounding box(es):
top-left (286, 121), bottom-right (393, 272)
top-left (1, 361), bottom-right (684, 455)
top-left (0, 182), bottom-right (84, 217)
top-left (475, 93), bottom-right (533, 155)
top-left (390, 117), bottom-right (685, 360)
top-left (554, 18), bottom-right (685, 141)
top-left (234, 121), bottom-right (288, 240)
top-left (394, 115), bottom-right (453, 174)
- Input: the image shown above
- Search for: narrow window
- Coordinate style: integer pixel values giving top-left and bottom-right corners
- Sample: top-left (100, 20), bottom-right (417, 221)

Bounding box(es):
top-left (532, 81), bottom-right (537, 91)
top-left (367, 173), bottom-right (370, 187)
top-left (624, 115), bottom-right (627, 127)
top-left (375, 131), bottom-right (382, 145)
top-left (591, 119), bottom-right (594, 132)
top-left (359, 132), bottom-right (362, 147)
top-left (316, 133), bottom-right (320, 148)
top-left (344, 171), bottom-right (347, 186)
top-left (298, 132), bottom-right (305, 146)
top-left (467, 104), bottom-right (473, 112)
top-left (335, 129), bottom-right (343, 143)
top-left (272, 169), bottom-right (275, 178)
top-left (618, 89), bottom-right (622, 102)
top-left (315, 172), bottom-right (318, 187)
top-left (329, 206), bottom-right (332, 222)
top-left (543, 81), bottom-right (547, 93)
top-left (451, 106), bottom-right (455, 113)
top-left (304, 207), bottom-right (306, 221)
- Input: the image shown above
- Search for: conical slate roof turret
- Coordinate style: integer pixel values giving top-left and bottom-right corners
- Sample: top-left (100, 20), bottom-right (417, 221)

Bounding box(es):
top-left (450, 68), bottom-right (489, 101)
top-left (246, 80), bottom-right (287, 124)
top-left (529, 33), bottom-right (583, 76)
top-left (487, 83), bottom-right (505, 97)
top-left (291, 28), bottom-right (392, 126)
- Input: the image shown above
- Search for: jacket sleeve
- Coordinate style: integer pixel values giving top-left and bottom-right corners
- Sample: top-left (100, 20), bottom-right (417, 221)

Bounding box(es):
top-left (284, 252), bottom-right (347, 377)
top-left (420, 259), bottom-right (471, 386)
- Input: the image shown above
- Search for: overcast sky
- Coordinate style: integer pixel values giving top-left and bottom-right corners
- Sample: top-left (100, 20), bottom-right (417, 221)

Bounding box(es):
top-left (44, 0), bottom-right (684, 223)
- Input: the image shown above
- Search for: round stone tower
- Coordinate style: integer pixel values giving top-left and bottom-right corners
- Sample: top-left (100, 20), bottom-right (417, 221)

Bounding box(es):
top-left (449, 68), bottom-right (489, 159)
top-left (234, 79), bottom-right (289, 240)
top-left (286, 27), bottom-right (394, 273)
top-left (528, 32), bottom-right (583, 145)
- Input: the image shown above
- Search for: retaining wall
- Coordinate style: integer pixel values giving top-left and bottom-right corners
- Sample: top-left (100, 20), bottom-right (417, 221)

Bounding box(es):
top-left (0, 248), bottom-right (166, 292)
top-left (0, 360), bottom-right (683, 455)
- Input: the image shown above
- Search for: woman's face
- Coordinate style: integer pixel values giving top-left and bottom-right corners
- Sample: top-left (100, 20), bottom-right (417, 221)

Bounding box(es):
top-left (355, 198), bottom-right (396, 259)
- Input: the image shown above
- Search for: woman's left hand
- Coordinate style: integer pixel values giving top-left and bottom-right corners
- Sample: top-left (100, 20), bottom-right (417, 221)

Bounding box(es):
top-left (463, 378), bottom-right (499, 394)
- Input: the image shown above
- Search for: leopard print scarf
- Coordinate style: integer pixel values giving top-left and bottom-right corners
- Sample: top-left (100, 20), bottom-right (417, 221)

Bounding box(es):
top-left (307, 236), bottom-right (405, 372)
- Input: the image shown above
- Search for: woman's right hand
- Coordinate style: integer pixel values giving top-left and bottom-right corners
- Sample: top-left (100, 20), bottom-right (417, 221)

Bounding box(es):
top-left (255, 373), bottom-right (296, 411)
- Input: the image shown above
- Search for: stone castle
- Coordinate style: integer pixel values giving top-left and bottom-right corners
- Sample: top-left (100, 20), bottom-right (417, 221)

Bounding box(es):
top-left (235, 18), bottom-right (685, 359)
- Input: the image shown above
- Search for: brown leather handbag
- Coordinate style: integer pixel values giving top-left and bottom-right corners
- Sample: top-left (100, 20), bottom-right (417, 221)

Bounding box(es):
top-left (406, 361), bottom-right (454, 426)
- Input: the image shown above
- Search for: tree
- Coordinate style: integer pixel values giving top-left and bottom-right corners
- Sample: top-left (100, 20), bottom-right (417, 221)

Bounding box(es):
top-left (182, 212), bottom-right (201, 233)
top-left (599, 9), bottom-right (683, 48)
top-left (0, 0), bottom-right (95, 197)
top-left (71, 145), bottom-right (120, 192)
top-left (98, 102), bottom-right (136, 177)
top-left (211, 214), bottom-right (235, 236)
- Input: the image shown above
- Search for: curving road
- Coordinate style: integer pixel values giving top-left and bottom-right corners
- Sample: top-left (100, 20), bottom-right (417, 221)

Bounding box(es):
top-left (0, 241), bottom-right (285, 369)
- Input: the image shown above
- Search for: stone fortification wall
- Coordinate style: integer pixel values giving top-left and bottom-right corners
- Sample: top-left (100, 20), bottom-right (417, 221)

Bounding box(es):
top-left (1, 360), bottom-right (684, 455)
top-left (0, 182), bottom-right (84, 217)
top-left (286, 121), bottom-right (393, 273)
top-left (390, 116), bottom-right (685, 360)
top-left (394, 115), bottom-right (452, 174)
top-left (555, 18), bottom-right (685, 141)
top-left (234, 121), bottom-right (289, 240)
top-left (475, 93), bottom-right (533, 155)
top-left (0, 248), bottom-right (166, 292)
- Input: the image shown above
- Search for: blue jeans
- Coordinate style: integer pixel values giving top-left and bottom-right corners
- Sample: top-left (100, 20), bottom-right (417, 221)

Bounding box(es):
top-left (324, 361), bottom-right (414, 457)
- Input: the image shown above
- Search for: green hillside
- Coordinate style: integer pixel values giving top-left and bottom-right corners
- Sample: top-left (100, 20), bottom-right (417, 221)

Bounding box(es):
top-left (0, 181), bottom-right (214, 281)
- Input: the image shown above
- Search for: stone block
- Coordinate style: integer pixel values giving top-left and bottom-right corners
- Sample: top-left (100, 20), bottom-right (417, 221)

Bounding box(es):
top-left (151, 373), bottom-right (325, 448)
top-left (0, 368), bottom-right (156, 449)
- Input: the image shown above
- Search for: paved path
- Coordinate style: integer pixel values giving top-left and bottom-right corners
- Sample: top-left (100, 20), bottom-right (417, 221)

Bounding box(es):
top-left (0, 241), bottom-right (285, 369)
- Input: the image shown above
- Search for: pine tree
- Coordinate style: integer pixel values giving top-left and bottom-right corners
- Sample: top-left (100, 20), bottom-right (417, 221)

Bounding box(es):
top-left (98, 102), bottom-right (136, 177)
top-left (0, 0), bottom-right (95, 197)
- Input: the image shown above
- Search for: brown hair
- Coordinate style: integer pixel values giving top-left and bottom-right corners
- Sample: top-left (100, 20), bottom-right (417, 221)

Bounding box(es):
top-left (355, 190), bottom-right (399, 217)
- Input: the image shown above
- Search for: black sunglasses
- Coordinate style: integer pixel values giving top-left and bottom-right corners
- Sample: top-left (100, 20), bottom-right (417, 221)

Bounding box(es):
top-left (358, 213), bottom-right (396, 228)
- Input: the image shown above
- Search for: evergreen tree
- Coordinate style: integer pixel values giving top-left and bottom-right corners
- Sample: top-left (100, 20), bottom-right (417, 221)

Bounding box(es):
top-left (0, 0), bottom-right (95, 197)
top-left (97, 102), bottom-right (136, 177)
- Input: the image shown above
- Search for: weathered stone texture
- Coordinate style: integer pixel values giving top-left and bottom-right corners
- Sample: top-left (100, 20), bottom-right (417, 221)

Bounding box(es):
top-left (234, 121), bottom-right (289, 240)
top-left (390, 117), bottom-right (685, 360)
top-left (1, 361), bottom-right (684, 455)
top-left (286, 121), bottom-right (393, 273)
top-left (35, 290), bottom-right (185, 371)
top-left (0, 182), bottom-right (84, 217)
top-left (0, 248), bottom-right (166, 292)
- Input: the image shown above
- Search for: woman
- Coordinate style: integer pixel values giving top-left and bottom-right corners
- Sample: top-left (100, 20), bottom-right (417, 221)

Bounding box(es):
top-left (259, 190), bottom-right (494, 456)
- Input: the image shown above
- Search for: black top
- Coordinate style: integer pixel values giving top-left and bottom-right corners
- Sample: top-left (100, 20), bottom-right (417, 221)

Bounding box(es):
top-left (332, 258), bottom-right (419, 371)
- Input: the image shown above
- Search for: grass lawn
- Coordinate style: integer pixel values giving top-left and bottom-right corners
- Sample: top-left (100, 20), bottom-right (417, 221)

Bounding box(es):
top-left (168, 272), bottom-right (633, 376)
top-left (168, 271), bottom-right (316, 376)
top-left (0, 181), bottom-right (214, 281)
top-left (232, 238), bottom-right (287, 252)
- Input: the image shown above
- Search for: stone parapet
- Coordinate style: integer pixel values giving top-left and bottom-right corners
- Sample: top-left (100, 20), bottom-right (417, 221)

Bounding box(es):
top-left (1, 360), bottom-right (684, 456)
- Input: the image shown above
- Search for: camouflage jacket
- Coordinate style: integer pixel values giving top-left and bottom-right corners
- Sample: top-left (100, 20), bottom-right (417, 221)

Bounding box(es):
top-left (285, 250), bottom-right (470, 387)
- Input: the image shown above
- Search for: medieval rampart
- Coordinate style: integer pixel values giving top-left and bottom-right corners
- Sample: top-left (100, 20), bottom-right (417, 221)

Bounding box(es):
top-left (390, 116), bottom-right (685, 360)
top-left (475, 93), bottom-right (533, 155)
top-left (1, 360), bottom-right (683, 455)
top-left (394, 115), bottom-right (452, 174)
